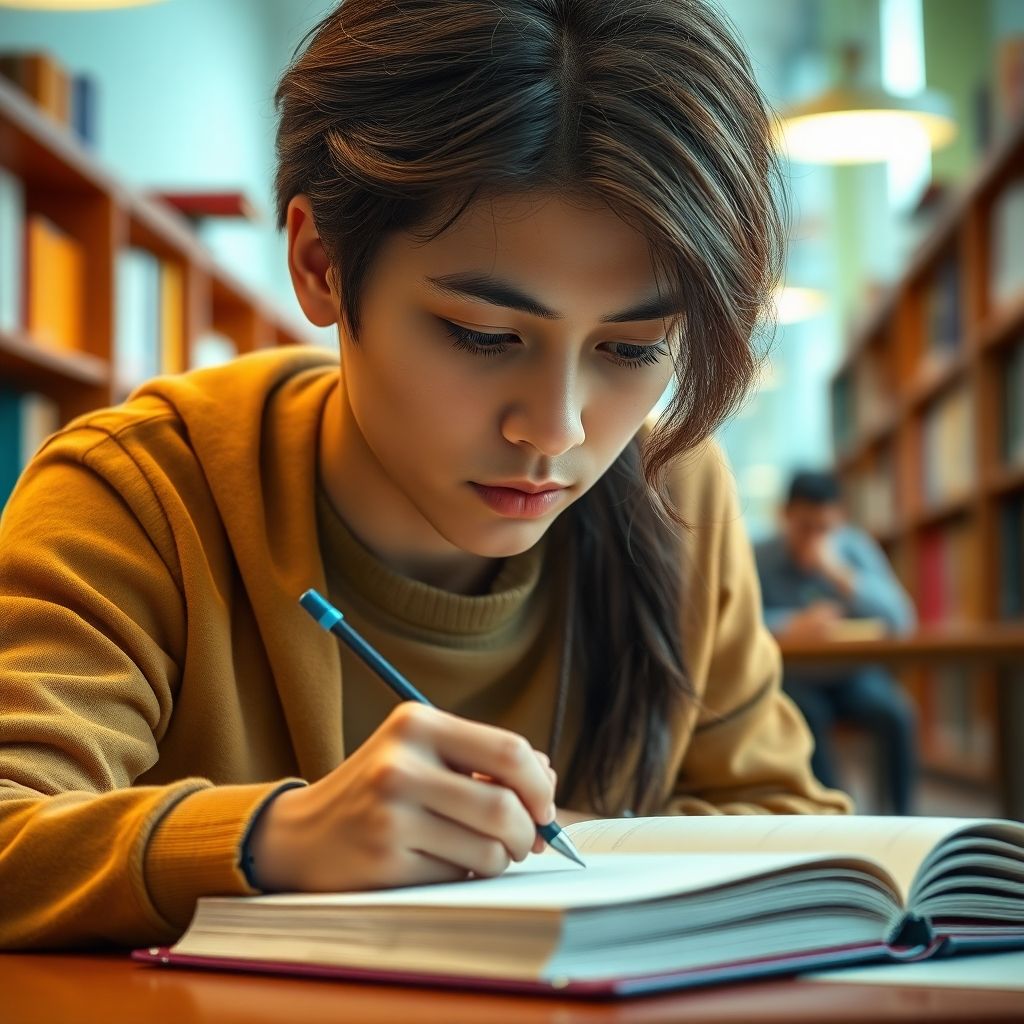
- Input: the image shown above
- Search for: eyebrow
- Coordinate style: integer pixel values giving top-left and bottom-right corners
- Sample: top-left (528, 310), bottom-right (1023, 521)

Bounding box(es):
top-left (424, 272), bottom-right (684, 324)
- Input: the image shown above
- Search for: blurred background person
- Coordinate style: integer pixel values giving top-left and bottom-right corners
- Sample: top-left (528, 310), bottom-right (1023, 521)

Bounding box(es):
top-left (755, 469), bottom-right (918, 814)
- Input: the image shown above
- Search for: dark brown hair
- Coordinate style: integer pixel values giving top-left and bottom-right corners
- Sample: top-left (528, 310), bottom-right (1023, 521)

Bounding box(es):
top-left (273, 0), bottom-right (785, 814)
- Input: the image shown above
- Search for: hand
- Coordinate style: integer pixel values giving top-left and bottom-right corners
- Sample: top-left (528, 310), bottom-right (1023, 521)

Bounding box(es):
top-left (795, 535), bottom-right (856, 597)
top-left (779, 601), bottom-right (843, 639)
top-left (793, 533), bottom-right (831, 574)
top-left (247, 702), bottom-right (557, 893)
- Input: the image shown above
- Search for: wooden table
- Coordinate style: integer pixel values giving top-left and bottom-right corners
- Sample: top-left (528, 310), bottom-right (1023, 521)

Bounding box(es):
top-left (776, 626), bottom-right (1024, 820)
top-left (776, 625), bottom-right (1024, 666)
top-left (2, 953), bottom-right (1023, 1024)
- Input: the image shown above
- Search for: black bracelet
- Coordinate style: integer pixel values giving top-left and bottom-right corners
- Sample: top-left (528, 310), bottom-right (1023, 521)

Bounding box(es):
top-left (238, 781), bottom-right (306, 891)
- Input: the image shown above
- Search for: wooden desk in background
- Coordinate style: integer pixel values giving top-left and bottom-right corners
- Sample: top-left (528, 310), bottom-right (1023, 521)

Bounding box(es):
top-left (2, 953), bottom-right (1022, 1024)
top-left (776, 625), bottom-right (1024, 821)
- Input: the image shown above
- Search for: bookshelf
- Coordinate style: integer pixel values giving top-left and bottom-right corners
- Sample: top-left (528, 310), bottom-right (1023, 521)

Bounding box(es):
top-left (831, 117), bottom-right (1024, 786)
top-left (0, 74), bottom-right (314, 491)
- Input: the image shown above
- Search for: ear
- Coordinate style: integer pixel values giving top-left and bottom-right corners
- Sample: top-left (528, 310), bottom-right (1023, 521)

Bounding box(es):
top-left (285, 194), bottom-right (338, 328)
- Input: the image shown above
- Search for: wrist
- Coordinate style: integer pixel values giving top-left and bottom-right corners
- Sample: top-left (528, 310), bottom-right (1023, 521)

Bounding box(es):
top-left (241, 781), bottom-right (307, 893)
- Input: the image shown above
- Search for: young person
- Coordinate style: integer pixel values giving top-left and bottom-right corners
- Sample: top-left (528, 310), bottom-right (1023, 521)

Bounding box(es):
top-left (755, 469), bottom-right (917, 813)
top-left (0, 0), bottom-right (850, 950)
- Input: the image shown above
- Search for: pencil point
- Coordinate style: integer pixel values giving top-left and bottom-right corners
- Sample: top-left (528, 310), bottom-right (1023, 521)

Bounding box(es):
top-left (548, 830), bottom-right (587, 868)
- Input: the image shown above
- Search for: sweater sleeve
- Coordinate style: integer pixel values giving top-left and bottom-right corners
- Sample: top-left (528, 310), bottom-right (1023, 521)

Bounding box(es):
top-left (664, 450), bottom-right (853, 816)
top-left (0, 429), bottom-right (285, 949)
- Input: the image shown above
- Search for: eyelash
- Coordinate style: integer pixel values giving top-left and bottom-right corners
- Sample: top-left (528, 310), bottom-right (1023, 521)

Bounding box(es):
top-left (440, 320), bottom-right (668, 368)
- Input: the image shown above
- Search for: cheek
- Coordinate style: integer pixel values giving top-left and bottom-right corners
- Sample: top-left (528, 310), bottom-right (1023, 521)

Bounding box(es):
top-left (587, 369), bottom-right (670, 439)
top-left (351, 341), bottom-right (493, 461)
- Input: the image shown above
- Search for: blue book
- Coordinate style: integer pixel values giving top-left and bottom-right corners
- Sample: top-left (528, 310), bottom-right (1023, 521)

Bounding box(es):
top-left (0, 388), bottom-right (60, 515)
top-left (70, 72), bottom-right (98, 151)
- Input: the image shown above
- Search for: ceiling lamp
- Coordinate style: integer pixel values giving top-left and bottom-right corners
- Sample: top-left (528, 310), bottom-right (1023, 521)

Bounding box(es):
top-left (776, 44), bottom-right (957, 164)
top-left (0, 1), bottom-right (165, 8)
top-left (771, 285), bottom-right (828, 325)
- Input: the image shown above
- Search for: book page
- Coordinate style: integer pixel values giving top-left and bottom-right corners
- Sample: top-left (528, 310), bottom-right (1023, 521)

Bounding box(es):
top-left (804, 949), bottom-right (1024, 990)
top-left (238, 851), bottom-right (894, 912)
top-left (563, 816), bottom-right (1001, 903)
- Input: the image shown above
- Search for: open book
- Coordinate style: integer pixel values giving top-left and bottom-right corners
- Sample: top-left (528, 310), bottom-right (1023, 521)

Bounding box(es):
top-left (134, 815), bottom-right (1024, 998)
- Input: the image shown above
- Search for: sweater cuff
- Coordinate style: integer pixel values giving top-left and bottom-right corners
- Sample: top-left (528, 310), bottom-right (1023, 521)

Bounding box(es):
top-left (143, 779), bottom-right (306, 930)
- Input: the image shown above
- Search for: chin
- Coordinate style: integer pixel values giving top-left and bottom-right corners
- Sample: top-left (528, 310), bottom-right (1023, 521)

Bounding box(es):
top-left (451, 520), bottom-right (555, 560)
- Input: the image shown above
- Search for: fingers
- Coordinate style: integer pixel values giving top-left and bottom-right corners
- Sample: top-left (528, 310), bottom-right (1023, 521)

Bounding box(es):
top-left (407, 807), bottom-right (519, 879)
top-left (385, 704), bottom-right (556, 828)
top-left (413, 766), bottom-right (538, 862)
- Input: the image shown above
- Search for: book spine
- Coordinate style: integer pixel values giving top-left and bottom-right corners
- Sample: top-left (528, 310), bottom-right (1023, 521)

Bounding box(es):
top-left (1006, 342), bottom-right (1024, 466)
top-left (0, 388), bottom-right (60, 516)
top-left (26, 214), bottom-right (86, 352)
top-left (115, 248), bottom-right (155, 399)
top-left (159, 262), bottom-right (185, 376)
top-left (71, 73), bottom-right (98, 150)
top-left (992, 181), bottom-right (1024, 309)
top-left (0, 165), bottom-right (25, 333)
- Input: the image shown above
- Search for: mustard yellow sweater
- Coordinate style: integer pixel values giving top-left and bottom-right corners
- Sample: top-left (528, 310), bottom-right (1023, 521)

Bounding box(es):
top-left (0, 347), bottom-right (850, 950)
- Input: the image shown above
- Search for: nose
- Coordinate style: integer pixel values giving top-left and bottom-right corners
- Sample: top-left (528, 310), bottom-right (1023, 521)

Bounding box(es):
top-left (500, 357), bottom-right (586, 458)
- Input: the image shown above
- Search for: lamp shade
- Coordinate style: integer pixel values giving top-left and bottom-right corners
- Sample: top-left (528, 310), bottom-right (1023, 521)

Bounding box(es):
top-left (777, 83), bottom-right (957, 164)
top-left (770, 285), bottom-right (828, 324)
top-left (0, 0), bottom-right (165, 8)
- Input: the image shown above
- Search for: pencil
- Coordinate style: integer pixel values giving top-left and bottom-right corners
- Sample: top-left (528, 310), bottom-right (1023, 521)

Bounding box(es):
top-left (299, 587), bottom-right (586, 868)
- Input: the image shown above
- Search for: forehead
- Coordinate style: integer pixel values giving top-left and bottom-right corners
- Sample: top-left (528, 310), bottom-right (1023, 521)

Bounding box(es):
top-left (379, 191), bottom-right (661, 308)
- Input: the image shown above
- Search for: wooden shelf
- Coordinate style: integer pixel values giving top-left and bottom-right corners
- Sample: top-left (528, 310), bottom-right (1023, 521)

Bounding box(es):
top-left (830, 116), bottom-right (1024, 789)
top-left (0, 74), bottom-right (317, 355)
top-left (911, 491), bottom-right (974, 531)
top-left (980, 289), bottom-right (1024, 351)
top-left (989, 461), bottom-right (1024, 497)
top-left (0, 329), bottom-right (108, 394)
top-left (903, 351), bottom-right (968, 412)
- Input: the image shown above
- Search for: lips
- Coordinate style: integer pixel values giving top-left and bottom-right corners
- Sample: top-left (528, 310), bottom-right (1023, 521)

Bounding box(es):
top-left (469, 482), bottom-right (568, 519)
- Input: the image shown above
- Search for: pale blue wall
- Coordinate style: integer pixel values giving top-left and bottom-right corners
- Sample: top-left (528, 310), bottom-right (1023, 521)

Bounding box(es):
top-left (0, 0), bottom-right (337, 343)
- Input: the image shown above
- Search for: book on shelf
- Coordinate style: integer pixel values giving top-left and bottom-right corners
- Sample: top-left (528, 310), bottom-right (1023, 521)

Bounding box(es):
top-left (70, 72), bottom-right (98, 150)
top-left (115, 248), bottom-right (162, 399)
top-left (0, 165), bottom-right (25, 333)
top-left (0, 388), bottom-right (60, 512)
top-left (923, 253), bottom-right (961, 370)
top-left (0, 52), bottom-right (69, 125)
top-left (0, 52), bottom-right (99, 149)
top-left (921, 388), bottom-right (975, 507)
top-left (1006, 341), bottom-right (1024, 467)
top-left (115, 250), bottom-right (193, 396)
top-left (854, 354), bottom-right (890, 435)
top-left (831, 373), bottom-right (854, 453)
top-left (846, 456), bottom-right (896, 537)
top-left (1000, 495), bottom-right (1024, 620)
top-left (133, 814), bottom-right (1024, 998)
top-left (918, 522), bottom-right (978, 627)
top-left (991, 178), bottom-right (1024, 309)
top-left (994, 36), bottom-right (1024, 137)
top-left (159, 262), bottom-right (186, 376)
top-left (26, 213), bottom-right (85, 353)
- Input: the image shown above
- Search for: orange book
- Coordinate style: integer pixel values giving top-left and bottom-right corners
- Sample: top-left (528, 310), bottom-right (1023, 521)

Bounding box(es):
top-left (25, 214), bottom-right (84, 352)
top-left (0, 52), bottom-right (71, 126)
top-left (160, 262), bottom-right (186, 375)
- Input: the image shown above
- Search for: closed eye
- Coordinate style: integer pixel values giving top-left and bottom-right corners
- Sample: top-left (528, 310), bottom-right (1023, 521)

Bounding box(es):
top-left (439, 319), bottom-right (668, 369)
